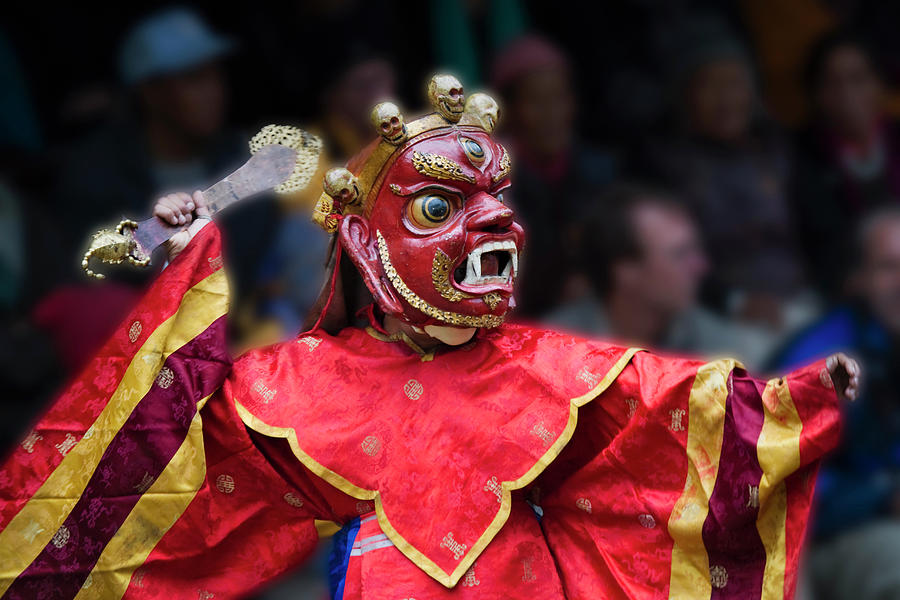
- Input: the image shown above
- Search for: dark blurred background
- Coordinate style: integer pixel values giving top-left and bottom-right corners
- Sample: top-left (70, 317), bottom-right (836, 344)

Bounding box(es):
top-left (4, 0), bottom-right (900, 598)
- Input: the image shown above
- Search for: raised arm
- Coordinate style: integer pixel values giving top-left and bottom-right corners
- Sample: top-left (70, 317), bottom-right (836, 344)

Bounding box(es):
top-left (534, 351), bottom-right (846, 599)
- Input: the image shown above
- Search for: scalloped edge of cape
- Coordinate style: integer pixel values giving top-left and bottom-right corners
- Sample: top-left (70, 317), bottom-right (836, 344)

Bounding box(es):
top-left (233, 346), bottom-right (642, 588)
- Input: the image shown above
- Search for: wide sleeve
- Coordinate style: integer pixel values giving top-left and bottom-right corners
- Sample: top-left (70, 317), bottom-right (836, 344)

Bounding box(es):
top-left (0, 224), bottom-right (322, 599)
top-left (535, 351), bottom-right (842, 600)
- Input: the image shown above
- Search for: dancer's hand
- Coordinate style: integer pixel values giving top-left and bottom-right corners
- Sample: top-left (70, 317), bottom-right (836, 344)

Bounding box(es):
top-left (825, 352), bottom-right (861, 402)
top-left (152, 191), bottom-right (209, 261)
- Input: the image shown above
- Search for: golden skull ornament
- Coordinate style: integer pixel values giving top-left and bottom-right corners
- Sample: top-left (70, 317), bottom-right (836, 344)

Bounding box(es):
top-left (427, 74), bottom-right (465, 123)
top-left (370, 102), bottom-right (408, 145)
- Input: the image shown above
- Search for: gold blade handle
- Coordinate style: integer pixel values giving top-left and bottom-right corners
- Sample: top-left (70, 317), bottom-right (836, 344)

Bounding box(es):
top-left (81, 220), bottom-right (151, 279)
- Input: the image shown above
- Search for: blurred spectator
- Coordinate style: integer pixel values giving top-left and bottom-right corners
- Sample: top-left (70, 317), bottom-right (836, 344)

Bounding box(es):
top-left (793, 30), bottom-right (900, 296)
top-left (241, 212), bottom-right (330, 344)
top-left (545, 183), bottom-right (774, 368)
top-left (280, 51), bottom-right (398, 216)
top-left (769, 206), bottom-right (900, 599)
top-left (245, 54), bottom-right (400, 343)
top-left (50, 7), bottom-right (276, 299)
top-left (492, 35), bottom-right (616, 318)
top-left (636, 15), bottom-right (810, 330)
top-left (317, 55), bottom-right (397, 164)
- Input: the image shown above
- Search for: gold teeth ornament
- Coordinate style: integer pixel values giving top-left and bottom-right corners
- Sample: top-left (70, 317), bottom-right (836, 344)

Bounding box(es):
top-left (249, 125), bottom-right (322, 194)
top-left (432, 249), bottom-right (475, 301)
top-left (464, 93), bottom-right (500, 133)
top-left (371, 102), bottom-right (408, 145)
top-left (377, 231), bottom-right (504, 328)
top-left (482, 292), bottom-right (502, 310)
top-left (427, 74), bottom-right (465, 123)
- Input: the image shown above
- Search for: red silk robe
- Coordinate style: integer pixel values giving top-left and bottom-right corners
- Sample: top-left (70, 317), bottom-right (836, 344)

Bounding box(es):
top-left (0, 224), bottom-right (841, 599)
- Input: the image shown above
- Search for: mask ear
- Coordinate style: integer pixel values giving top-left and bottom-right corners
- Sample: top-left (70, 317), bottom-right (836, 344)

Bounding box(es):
top-left (339, 214), bottom-right (403, 315)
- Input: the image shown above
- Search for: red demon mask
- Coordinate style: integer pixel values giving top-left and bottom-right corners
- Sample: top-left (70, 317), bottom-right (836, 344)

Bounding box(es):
top-left (312, 76), bottom-right (524, 332)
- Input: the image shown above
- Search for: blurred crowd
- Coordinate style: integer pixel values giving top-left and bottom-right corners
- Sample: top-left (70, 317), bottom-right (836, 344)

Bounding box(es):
top-left (4, 1), bottom-right (900, 598)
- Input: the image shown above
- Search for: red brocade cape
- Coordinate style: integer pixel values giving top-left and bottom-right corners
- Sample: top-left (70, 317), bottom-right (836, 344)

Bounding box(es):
top-left (0, 224), bottom-right (841, 599)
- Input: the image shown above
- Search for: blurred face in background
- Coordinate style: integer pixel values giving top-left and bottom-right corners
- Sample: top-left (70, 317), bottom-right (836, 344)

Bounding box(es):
top-left (615, 201), bottom-right (709, 316)
top-left (507, 68), bottom-right (575, 159)
top-left (815, 44), bottom-right (882, 141)
top-left (139, 62), bottom-right (227, 140)
top-left (859, 215), bottom-right (900, 335)
top-left (685, 59), bottom-right (754, 143)
top-left (327, 58), bottom-right (397, 138)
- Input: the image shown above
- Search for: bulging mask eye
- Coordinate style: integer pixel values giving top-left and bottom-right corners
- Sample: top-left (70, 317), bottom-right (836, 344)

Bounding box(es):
top-left (408, 192), bottom-right (453, 228)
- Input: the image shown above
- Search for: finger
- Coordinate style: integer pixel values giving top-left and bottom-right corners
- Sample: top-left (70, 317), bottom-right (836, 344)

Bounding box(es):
top-left (164, 202), bottom-right (186, 225)
top-left (162, 201), bottom-right (186, 225)
top-left (160, 195), bottom-right (182, 209)
top-left (159, 198), bottom-right (181, 216)
top-left (162, 193), bottom-right (188, 212)
top-left (155, 204), bottom-right (179, 225)
top-left (827, 355), bottom-right (837, 371)
top-left (154, 195), bottom-right (187, 225)
top-left (166, 193), bottom-right (188, 211)
top-left (192, 191), bottom-right (210, 217)
top-left (169, 194), bottom-right (193, 215)
top-left (185, 190), bottom-right (200, 212)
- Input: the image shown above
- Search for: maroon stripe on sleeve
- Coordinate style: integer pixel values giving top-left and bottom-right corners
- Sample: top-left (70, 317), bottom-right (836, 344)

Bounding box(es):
top-left (0, 223), bottom-right (224, 530)
top-left (701, 372), bottom-right (767, 598)
top-left (3, 316), bottom-right (230, 600)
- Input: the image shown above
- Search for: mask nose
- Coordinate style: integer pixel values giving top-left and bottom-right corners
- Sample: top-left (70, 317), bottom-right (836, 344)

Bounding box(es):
top-left (466, 192), bottom-right (515, 230)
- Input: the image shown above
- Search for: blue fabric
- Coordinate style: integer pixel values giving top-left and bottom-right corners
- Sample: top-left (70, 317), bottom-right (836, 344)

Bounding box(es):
top-left (328, 517), bottom-right (360, 600)
top-left (767, 306), bottom-right (858, 372)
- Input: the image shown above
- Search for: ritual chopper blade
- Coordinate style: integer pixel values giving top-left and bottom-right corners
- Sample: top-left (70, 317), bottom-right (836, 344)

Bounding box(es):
top-left (81, 125), bottom-right (321, 279)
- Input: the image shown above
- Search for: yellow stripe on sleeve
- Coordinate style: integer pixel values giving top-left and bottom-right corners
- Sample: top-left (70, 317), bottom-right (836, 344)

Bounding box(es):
top-left (73, 403), bottom-right (209, 600)
top-left (667, 359), bottom-right (735, 600)
top-left (755, 378), bottom-right (803, 600)
top-left (0, 270), bottom-right (227, 594)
